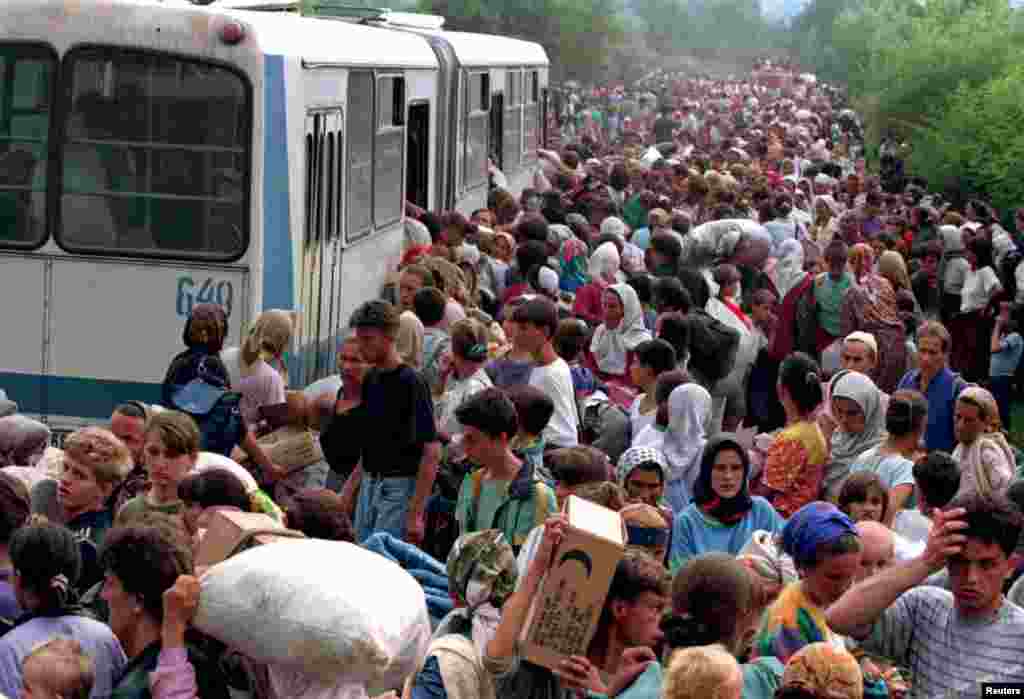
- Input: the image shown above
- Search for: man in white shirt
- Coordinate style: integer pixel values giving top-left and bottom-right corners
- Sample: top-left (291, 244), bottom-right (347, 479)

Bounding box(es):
top-left (512, 298), bottom-right (579, 449)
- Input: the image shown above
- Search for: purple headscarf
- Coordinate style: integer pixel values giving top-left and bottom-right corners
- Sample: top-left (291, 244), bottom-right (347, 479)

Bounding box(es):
top-left (781, 501), bottom-right (858, 569)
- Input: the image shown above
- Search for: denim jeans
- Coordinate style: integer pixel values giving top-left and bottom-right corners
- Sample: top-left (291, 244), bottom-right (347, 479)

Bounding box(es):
top-left (354, 474), bottom-right (417, 543)
top-left (990, 375), bottom-right (1014, 432)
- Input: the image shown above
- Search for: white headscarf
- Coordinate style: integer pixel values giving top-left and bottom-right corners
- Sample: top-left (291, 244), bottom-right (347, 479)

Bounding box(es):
top-left (590, 284), bottom-right (652, 376)
top-left (772, 238), bottom-right (809, 300)
top-left (588, 241), bottom-right (621, 284)
top-left (600, 216), bottom-right (628, 242)
top-left (537, 266), bottom-right (560, 297)
top-left (662, 383), bottom-right (712, 492)
top-left (826, 370), bottom-right (886, 494)
top-left (404, 218), bottom-right (432, 250)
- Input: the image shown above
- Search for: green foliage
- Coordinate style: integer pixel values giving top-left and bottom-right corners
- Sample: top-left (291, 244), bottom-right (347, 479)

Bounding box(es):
top-left (791, 0), bottom-right (1024, 210)
top-left (909, 61), bottom-right (1024, 213)
top-left (420, 0), bottom-right (626, 82)
top-left (632, 0), bottom-right (785, 58)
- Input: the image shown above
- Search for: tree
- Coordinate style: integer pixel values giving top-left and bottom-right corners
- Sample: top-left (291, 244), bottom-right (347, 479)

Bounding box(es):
top-left (420, 0), bottom-right (626, 82)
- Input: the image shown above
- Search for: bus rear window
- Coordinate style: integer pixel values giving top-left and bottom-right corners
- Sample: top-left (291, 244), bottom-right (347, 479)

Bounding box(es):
top-left (0, 44), bottom-right (55, 249)
top-left (57, 47), bottom-right (250, 260)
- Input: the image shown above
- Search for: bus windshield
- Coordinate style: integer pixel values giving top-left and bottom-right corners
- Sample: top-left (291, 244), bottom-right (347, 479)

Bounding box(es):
top-left (0, 43), bottom-right (55, 249)
top-left (57, 47), bottom-right (250, 260)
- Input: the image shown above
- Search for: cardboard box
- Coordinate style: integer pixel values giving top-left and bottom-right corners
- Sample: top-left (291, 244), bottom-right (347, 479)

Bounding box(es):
top-left (519, 495), bottom-right (626, 670)
top-left (195, 509), bottom-right (305, 568)
top-left (255, 425), bottom-right (324, 473)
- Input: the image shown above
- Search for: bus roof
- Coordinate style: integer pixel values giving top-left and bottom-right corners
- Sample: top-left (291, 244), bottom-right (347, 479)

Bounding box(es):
top-left (408, 29), bottom-right (549, 68)
top-left (0, 0), bottom-right (438, 69)
top-left (228, 10), bottom-right (439, 68)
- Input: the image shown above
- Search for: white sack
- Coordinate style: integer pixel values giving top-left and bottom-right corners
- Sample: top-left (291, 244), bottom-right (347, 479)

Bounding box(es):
top-left (194, 539), bottom-right (431, 694)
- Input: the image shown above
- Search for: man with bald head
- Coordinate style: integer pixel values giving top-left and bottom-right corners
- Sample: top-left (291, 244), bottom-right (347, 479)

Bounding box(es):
top-left (856, 520), bottom-right (924, 584)
top-left (855, 521), bottom-right (896, 583)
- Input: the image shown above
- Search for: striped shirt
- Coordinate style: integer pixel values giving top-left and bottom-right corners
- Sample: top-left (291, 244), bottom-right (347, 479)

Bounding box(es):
top-left (862, 586), bottom-right (1024, 698)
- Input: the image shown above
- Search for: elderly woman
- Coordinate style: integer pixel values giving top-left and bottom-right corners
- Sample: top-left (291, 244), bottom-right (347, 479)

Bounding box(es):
top-left (840, 244), bottom-right (907, 393)
top-left (0, 415), bottom-right (51, 470)
top-left (951, 386), bottom-right (1015, 499)
top-left (407, 529), bottom-right (518, 699)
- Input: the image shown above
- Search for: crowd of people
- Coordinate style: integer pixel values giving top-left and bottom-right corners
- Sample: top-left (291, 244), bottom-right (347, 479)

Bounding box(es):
top-left (0, 61), bottom-right (1023, 699)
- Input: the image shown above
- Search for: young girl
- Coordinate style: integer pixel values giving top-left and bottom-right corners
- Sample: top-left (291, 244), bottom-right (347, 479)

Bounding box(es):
top-left (837, 471), bottom-right (890, 523)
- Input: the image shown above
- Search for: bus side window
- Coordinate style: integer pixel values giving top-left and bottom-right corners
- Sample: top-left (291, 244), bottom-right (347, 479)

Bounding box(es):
top-left (374, 75), bottom-right (404, 229)
top-left (56, 47), bottom-right (250, 261)
top-left (346, 71), bottom-right (373, 241)
top-left (0, 44), bottom-right (56, 249)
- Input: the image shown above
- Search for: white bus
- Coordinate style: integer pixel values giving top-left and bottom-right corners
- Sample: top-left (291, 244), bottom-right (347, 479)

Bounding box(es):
top-left (0, 0), bottom-right (548, 436)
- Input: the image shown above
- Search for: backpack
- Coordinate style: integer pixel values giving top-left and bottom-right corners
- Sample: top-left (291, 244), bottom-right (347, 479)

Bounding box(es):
top-left (168, 358), bottom-right (246, 457)
top-left (182, 392), bottom-right (246, 458)
top-left (685, 309), bottom-right (740, 384)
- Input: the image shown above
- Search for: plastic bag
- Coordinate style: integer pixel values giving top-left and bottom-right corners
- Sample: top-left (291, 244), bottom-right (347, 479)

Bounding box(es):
top-left (194, 540), bottom-right (431, 694)
top-left (682, 219), bottom-right (771, 269)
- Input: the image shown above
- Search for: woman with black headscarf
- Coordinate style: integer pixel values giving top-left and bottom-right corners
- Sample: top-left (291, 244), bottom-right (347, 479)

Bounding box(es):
top-left (669, 435), bottom-right (784, 574)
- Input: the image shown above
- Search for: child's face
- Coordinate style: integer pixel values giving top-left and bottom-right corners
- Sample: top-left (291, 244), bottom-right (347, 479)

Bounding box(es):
top-left (630, 363), bottom-right (657, 388)
top-left (21, 659), bottom-right (53, 699)
top-left (847, 490), bottom-right (886, 522)
top-left (625, 467), bottom-right (664, 506)
top-left (750, 301), bottom-right (774, 325)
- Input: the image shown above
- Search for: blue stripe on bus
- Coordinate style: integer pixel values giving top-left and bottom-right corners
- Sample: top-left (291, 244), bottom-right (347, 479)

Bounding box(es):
top-left (0, 372), bottom-right (162, 421)
top-left (262, 55), bottom-right (294, 312)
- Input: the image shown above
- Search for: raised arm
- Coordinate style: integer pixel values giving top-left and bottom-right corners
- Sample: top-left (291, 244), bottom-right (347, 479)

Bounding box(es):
top-left (827, 507), bottom-right (966, 637)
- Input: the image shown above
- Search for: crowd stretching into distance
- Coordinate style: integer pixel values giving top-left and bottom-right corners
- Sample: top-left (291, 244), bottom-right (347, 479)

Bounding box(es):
top-left (0, 60), bottom-right (1023, 699)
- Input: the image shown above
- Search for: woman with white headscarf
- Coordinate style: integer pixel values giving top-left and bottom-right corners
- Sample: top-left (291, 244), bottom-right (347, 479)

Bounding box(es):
top-left (825, 370), bottom-right (886, 498)
top-left (572, 241), bottom-right (621, 325)
top-left (660, 383), bottom-right (713, 513)
top-left (771, 239), bottom-right (809, 302)
top-left (590, 283), bottom-right (651, 379)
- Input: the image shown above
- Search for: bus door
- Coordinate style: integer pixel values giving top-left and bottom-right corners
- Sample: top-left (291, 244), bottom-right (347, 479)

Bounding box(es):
top-left (406, 101), bottom-right (429, 211)
top-left (489, 92), bottom-right (503, 172)
top-left (298, 109), bottom-right (342, 386)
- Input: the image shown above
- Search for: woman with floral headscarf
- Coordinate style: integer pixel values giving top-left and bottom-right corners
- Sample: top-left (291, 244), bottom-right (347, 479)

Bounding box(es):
top-left (408, 529), bottom-right (518, 699)
top-left (951, 386), bottom-right (1015, 499)
top-left (669, 434), bottom-right (784, 574)
top-left (777, 643), bottom-right (864, 699)
top-left (558, 237), bottom-right (590, 294)
top-left (840, 244), bottom-right (907, 393)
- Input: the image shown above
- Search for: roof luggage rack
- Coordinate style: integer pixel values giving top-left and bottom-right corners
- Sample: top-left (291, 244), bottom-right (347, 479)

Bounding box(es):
top-left (303, 3), bottom-right (445, 28)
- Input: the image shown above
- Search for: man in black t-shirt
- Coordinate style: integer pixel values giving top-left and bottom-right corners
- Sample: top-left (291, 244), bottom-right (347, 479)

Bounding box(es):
top-left (342, 300), bottom-right (441, 546)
